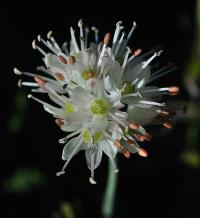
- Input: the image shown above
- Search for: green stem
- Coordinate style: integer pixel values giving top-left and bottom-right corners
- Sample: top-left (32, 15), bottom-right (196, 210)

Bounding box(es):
top-left (101, 160), bottom-right (118, 218)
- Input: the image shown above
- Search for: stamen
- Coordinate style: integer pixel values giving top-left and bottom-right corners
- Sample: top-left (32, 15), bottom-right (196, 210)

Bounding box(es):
top-left (57, 136), bottom-right (83, 176)
top-left (78, 19), bottom-right (85, 52)
top-left (18, 79), bottom-right (39, 87)
top-left (143, 132), bottom-right (152, 141)
top-left (36, 66), bottom-right (51, 75)
top-left (27, 94), bottom-right (58, 115)
top-left (89, 151), bottom-right (97, 184)
top-left (123, 149), bottom-right (131, 158)
top-left (69, 56), bottom-right (76, 65)
top-left (114, 169), bottom-right (119, 173)
top-left (125, 21), bottom-right (137, 45)
top-left (114, 139), bottom-right (122, 148)
top-left (97, 33), bottom-right (110, 68)
top-left (163, 121), bottom-right (173, 129)
top-left (114, 31), bottom-right (125, 58)
top-left (55, 72), bottom-right (65, 81)
top-left (56, 171), bottom-right (65, 176)
top-left (34, 76), bottom-right (68, 103)
top-left (127, 48), bottom-right (142, 63)
top-left (168, 86), bottom-right (180, 95)
top-left (39, 37), bottom-right (60, 55)
top-left (58, 129), bottom-right (82, 144)
top-left (38, 35), bottom-right (59, 55)
top-left (122, 47), bottom-right (132, 69)
top-left (34, 76), bottom-right (46, 87)
top-left (84, 26), bottom-right (90, 48)
top-left (108, 112), bottom-right (127, 128)
top-left (17, 70), bottom-right (54, 83)
top-left (55, 119), bottom-right (64, 127)
top-left (14, 68), bottom-right (22, 75)
top-left (61, 42), bottom-right (69, 54)
top-left (70, 26), bottom-right (80, 53)
top-left (138, 148), bottom-right (148, 157)
top-left (58, 55), bottom-right (68, 64)
top-left (147, 64), bottom-right (178, 84)
top-left (118, 47), bottom-right (132, 83)
top-left (91, 26), bottom-right (99, 44)
top-left (112, 21), bottom-right (123, 51)
top-left (142, 50), bottom-right (163, 69)
top-left (104, 33), bottom-right (111, 45)
top-left (129, 122), bottom-right (139, 130)
top-left (89, 177), bottom-right (97, 184)
top-left (47, 30), bottom-right (53, 39)
top-left (17, 79), bottom-right (22, 87)
top-left (126, 139), bottom-right (135, 145)
top-left (102, 131), bottom-right (113, 141)
top-left (134, 134), bottom-right (145, 142)
top-left (138, 100), bottom-right (166, 107)
top-left (49, 33), bottom-right (62, 51)
top-left (32, 40), bottom-right (47, 56)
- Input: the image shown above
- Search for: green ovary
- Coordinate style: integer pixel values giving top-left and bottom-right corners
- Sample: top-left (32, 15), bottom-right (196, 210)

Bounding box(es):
top-left (83, 129), bottom-right (102, 144)
top-left (120, 81), bottom-right (135, 95)
top-left (83, 129), bottom-right (91, 143)
top-left (90, 98), bottom-right (110, 117)
top-left (93, 132), bottom-right (102, 144)
top-left (64, 102), bottom-right (76, 113)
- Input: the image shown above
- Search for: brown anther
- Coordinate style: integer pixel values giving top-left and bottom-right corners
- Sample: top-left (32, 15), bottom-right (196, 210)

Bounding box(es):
top-left (55, 72), bottom-right (65, 81)
top-left (126, 139), bottom-right (135, 145)
top-left (160, 110), bottom-right (170, 116)
top-left (87, 70), bottom-right (94, 80)
top-left (123, 149), bottom-right (131, 158)
top-left (58, 55), bottom-right (68, 64)
top-left (163, 121), bottom-right (173, 129)
top-left (104, 33), bottom-right (111, 45)
top-left (69, 56), bottom-right (76, 65)
top-left (138, 148), bottom-right (148, 157)
top-left (129, 122), bottom-right (139, 130)
top-left (114, 140), bottom-right (122, 148)
top-left (168, 86), bottom-right (180, 95)
top-left (134, 134), bottom-right (145, 142)
top-left (55, 119), bottom-right (64, 127)
top-left (134, 48), bottom-right (142, 56)
top-left (143, 132), bottom-right (152, 141)
top-left (34, 76), bottom-right (46, 87)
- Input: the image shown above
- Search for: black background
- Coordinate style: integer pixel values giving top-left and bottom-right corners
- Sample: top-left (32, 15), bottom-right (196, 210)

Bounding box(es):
top-left (1, 1), bottom-right (198, 218)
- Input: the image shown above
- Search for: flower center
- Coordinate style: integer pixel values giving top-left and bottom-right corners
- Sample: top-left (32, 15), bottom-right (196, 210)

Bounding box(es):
top-left (82, 69), bottom-right (96, 80)
top-left (119, 81), bottom-right (135, 95)
top-left (90, 98), bottom-right (110, 117)
top-left (64, 102), bottom-right (76, 113)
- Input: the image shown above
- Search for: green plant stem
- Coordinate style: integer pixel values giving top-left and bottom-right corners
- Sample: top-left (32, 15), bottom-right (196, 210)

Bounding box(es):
top-left (102, 160), bottom-right (118, 218)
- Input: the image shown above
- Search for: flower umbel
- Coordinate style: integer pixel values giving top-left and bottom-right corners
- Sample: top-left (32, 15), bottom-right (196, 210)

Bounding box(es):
top-left (14, 19), bottom-right (179, 184)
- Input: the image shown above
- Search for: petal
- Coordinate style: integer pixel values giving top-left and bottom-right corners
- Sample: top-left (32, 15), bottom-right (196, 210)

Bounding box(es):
top-left (99, 139), bottom-right (118, 159)
top-left (85, 145), bottom-right (103, 170)
top-left (127, 104), bottom-right (158, 125)
top-left (62, 135), bottom-right (84, 160)
top-left (48, 93), bottom-right (65, 107)
top-left (61, 122), bottom-right (82, 132)
top-left (121, 138), bottom-right (139, 153)
top-left (70, 86), bottom-right (94, 105)
top-left (90, 116), bottom-right (108, 132)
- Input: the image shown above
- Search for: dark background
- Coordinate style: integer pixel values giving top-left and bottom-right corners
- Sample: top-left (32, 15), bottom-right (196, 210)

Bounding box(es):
top-left (1, 1), bottom-right (198, 218)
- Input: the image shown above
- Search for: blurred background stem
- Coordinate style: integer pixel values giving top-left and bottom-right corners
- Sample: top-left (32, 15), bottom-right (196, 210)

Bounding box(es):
top-left (101, 160), bottom-right (118, 218)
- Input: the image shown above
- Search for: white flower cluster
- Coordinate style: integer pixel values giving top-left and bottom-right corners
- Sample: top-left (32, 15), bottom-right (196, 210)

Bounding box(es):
top-left (14, 19), bottom-right (179, 184)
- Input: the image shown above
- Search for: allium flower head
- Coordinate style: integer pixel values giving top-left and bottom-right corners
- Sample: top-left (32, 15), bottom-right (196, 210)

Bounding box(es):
top-left (14, 19), bottom-right (179, 184)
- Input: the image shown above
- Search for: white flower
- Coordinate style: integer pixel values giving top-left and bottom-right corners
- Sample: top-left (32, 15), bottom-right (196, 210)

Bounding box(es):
top-left (14, 19), bottom-right (179, 184)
